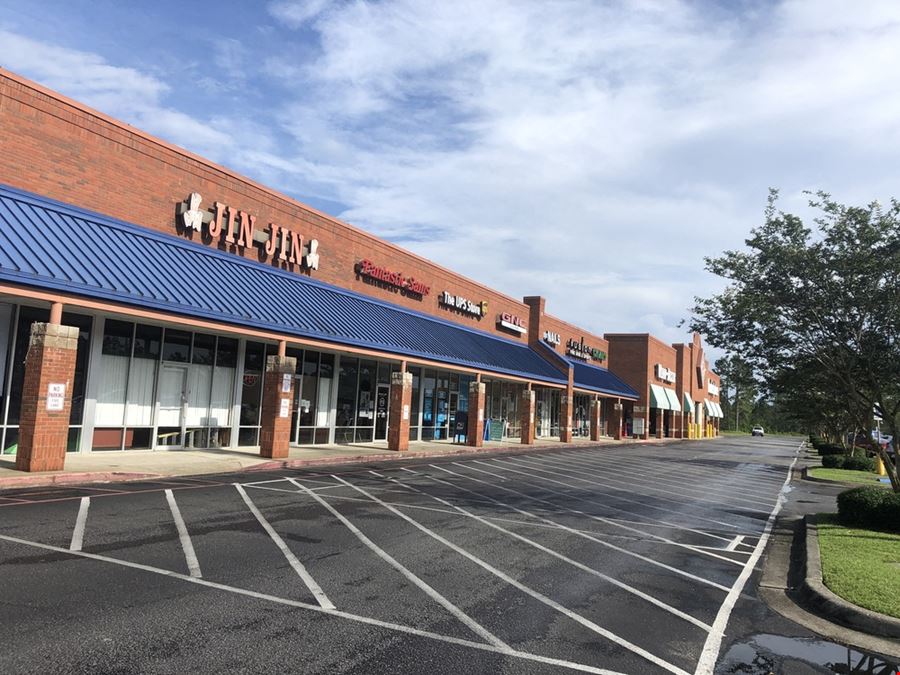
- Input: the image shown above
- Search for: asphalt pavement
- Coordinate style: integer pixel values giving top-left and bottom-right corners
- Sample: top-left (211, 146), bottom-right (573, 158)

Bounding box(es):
top-left (0, 435), bottom-right (889, 674)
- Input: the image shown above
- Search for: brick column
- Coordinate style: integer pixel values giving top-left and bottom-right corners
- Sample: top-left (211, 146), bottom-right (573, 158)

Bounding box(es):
top-left (259, 355), bottom-right (297, 459)
top-left (609, 400), bottom-right (623, 440)
top-left (16, 322), bottom-right (79, 472)
top-left (520, 389), bottom-right (536, 445)
top-left (467, 381), bottom-right (486, 447)
top-left (590, 399), bottom-right (603, 441)
top-left (655, 409), bottom-right (664, 438)
top-left (560, 386), bottom-right (574, 442)
top-left (388, 371), bottom-right (412, 452)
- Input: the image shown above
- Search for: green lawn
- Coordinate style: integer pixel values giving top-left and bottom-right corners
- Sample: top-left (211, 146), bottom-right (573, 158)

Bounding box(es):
top-left (817, 515), bottom-right (900, 619)
top-left (807, 467), bottom-right (887, 485)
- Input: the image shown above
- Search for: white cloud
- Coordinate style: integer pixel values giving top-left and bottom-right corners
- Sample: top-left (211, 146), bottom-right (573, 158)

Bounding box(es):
top-left (268, 0), bottom-right (332, 28)
top-left (6, 1), bottom-right (900, 354)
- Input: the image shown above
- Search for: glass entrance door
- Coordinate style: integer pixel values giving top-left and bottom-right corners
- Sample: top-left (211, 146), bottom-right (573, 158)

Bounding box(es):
top-left (157, 364), bottom-right (188, 448)
top-left (374, 384), bottom-right (389, 441)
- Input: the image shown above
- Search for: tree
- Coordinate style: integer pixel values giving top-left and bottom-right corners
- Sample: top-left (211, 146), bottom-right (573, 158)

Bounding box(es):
top-left (690, 190), bottom-right (900, 492)
top-left (715, 355), bottom-right (756, 431)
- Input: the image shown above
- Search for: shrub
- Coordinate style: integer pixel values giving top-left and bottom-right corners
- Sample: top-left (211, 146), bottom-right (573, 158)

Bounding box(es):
top-left (837, 487), bottom-right (900, 531)
top-left (818, 444), bottom-right (845, 456)
top-left (821, 454), bottom-right (845, 468)
top-left (842, 456), bottom-right (875, 472)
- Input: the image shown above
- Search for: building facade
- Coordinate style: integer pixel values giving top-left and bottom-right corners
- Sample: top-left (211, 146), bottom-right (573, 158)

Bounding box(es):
top-left (2, 70), bottom-right (685, 472)
top-left (605, 332), bottom-right (724, 439)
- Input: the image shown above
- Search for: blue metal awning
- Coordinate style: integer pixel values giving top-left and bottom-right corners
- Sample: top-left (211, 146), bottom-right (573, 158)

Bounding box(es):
top-left (0, 184), bottom-right (567, 385)
top-left (568, 357), bottom-right (639, 399)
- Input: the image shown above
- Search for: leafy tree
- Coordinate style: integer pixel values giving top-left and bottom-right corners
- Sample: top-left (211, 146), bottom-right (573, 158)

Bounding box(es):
top-left (715, 355), bottom-right (756, 431)
top-left (690, 190), bottom-right (900, 492)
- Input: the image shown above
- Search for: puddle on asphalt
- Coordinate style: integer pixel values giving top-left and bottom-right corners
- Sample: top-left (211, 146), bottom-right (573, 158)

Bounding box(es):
top-left (717, 634), bottom-right (900, 674)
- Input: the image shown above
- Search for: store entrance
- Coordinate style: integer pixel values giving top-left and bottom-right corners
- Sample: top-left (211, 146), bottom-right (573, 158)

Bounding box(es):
top-left (157, 364), bottom-right (188, 448)
top-left (374, 384), bottom-right (389, 441)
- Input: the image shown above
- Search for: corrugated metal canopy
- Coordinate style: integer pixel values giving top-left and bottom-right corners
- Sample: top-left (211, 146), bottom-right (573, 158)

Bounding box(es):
top-left (0, 184), bottom-right (567, 384)
top-left (567, 357), bottom-right (638, 399)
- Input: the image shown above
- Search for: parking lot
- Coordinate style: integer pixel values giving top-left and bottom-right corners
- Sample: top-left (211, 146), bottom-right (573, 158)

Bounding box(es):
top-left (0, 437), bottom-right (800, 674)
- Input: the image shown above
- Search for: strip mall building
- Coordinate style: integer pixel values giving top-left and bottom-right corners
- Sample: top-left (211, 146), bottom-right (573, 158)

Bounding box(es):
top-left (0, 70), bottom-right (722, 472)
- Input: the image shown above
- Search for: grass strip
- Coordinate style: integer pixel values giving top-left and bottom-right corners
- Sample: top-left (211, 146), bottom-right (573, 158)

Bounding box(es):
top-left (817, 514), bottom-right (900, 619)
top-left (808, 467), bottom-right (887, 486)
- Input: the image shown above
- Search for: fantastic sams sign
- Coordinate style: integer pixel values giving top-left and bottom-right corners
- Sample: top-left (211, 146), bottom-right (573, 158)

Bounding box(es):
top-left (178, 193), bottom-right (320, 271)
top-left (355, 259), bottom-right (431, 298)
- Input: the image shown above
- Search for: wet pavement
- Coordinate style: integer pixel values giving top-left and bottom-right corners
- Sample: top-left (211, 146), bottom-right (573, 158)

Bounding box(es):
top-left (1, 435), bottom-right (898, 674)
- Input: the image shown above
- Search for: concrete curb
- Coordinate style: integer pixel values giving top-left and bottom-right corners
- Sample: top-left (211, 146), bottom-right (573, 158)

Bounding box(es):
top-left (800, 514), bottom-right (900, 638)
top-left (0, 434), bottom-right (719, 490)
top-left (0, 471), bottom-right (159, 489)
top-left (247, 440), bottom-right (606, 472)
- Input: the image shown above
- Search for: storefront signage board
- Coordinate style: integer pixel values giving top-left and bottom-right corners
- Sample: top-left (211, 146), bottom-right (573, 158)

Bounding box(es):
top-left (46, 383), bottom-right (66, 411)
top-left (356, 259), bottom-right (431, 297)
top-left (178, 192), bottom-right (320, 272)
top-left (439, 291), bottom-right (487, 318)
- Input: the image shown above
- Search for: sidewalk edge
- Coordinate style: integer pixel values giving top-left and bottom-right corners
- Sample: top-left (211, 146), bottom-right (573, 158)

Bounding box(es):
top-left (800, 514), bottom-right (900, 639)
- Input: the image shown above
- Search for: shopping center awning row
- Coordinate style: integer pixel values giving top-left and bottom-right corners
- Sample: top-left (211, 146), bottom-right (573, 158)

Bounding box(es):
top-left (704, 400), bottom-right (724, 418)
top-left (566, 357), bottom-right (639, 400)
top-left (0, 184), bottom-right (571, 384)
top-left (649, 384), bottom-right (682, 411)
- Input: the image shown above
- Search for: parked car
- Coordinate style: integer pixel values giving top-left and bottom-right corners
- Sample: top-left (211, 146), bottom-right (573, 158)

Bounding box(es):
top-left (751, 426), bottom-right (765, 437)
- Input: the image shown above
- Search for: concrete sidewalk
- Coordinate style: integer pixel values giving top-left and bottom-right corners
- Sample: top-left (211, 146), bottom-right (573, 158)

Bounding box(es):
top-left (0, 434), bottom-right (649, 489)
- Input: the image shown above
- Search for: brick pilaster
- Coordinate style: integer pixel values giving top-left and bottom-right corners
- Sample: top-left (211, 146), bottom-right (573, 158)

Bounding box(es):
top-left (259, 355), bottom-right (296, 458)
top-left (520, 389), bottom-right (536, 445)
top-left (560, 385), bottom-right (574, 442)
top-left (656, 409), bottom-right (664, 438)
top-left (590, 399), bottom-right (603, 441)
top-left (388, 371), bottom-right (412, 451)
top-left (609, 400), bottom-right (623, 440)
top-left (466, 382), bottom-right (486, 447)
top-left (16, 323), bottom-right (79, 472)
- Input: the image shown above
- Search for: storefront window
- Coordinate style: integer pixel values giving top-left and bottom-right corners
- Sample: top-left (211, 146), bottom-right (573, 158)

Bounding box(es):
top-left (292, 350), bottom-right (333, 445)
top-left (335, 356), bottom-right (358, 443)
top-left (408, 367), bottom-right (421, 441)
top-left (238, 341), bottom-right (266, 445)
top-left (163, 328), bottom-right (191, 362)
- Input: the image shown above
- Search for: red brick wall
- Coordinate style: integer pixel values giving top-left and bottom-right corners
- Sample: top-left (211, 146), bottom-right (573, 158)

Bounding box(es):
top-left (16, 323), bottom-right (79, 471)
top-left (259, 355), bottom-right (295, 458)
top-left (0, 71), bottom-right (533, 341)
top-left (604, 334), bottom-right (650, 406)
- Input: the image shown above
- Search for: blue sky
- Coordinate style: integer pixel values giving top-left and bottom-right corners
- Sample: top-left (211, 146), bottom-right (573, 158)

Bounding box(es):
top-left (3, 0), bottom-right (900, 353)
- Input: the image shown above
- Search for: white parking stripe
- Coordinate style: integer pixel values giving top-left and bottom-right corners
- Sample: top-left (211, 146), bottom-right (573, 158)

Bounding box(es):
top-left (559, 450), bottom-right (786, 491)
top-left (286, 477), bottom-right (509, 650)
top-left (474, 461), bottom-right (746, 566)
top-left (471, 459), bottom-right (748, 534)
top-left (0, 532), bottom-right (625, 675)
top-left (453, 462), bottom-right (738, 542)
top-left (165, 489), bottom-right (201, 578)
top-left (69, 497), bottom-right (90, 552)
top-left (427, 464), bottom-right (730, 592)
top-left (383, 471), bottom-right (714, 630)
top-left (332, 474), bottom-right (692, 675)
top-left (234, 483), bottom-right (335, 610)
top-left (724, 536), bottom-right (744, 552)
top-left (506, 456), bottom-right (772, 516)
top-left (530, 455), bottom-right (777, 508)
top-left (693, 445), bottom-right (800, 675)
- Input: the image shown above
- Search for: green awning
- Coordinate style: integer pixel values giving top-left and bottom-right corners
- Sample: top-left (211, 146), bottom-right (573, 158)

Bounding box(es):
top-left (664, 388), bottom-right (681, 411)
top-left (649, 384), bottom-right (668, 410)
top-left (683, 393), bottom-right (693, 414)
top-left (651, 384), bottom-right (681, 411)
